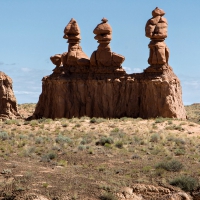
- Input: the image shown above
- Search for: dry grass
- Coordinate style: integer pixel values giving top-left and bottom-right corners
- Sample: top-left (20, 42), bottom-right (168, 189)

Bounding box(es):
top-left (0, 104), bottom-right (200, 199)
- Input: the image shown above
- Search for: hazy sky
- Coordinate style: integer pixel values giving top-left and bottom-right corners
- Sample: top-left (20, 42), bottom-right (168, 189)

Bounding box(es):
top-left (1, 0), bottom-right (200, 105)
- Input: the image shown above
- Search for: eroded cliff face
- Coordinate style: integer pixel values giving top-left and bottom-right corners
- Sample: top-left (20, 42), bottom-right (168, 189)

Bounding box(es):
top-left (0, 71), bottom-right (20, 120)
top-left (32, 64), bottom-right (186, 119)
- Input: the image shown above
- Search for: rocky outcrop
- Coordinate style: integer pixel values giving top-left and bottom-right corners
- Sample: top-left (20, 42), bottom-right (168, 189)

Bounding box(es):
top-left (32, 9), bottom-right (186, 120)
top-left (118, 185), bottom-right (192, 200)
top-left (0, 71), bottom-right (20, 120)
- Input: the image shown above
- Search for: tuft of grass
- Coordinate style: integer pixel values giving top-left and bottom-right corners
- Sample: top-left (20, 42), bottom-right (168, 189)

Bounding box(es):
top-left (170, 175), bottom-right (199, 192)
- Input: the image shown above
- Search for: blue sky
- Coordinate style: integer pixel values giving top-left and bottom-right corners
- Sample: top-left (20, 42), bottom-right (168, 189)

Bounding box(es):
top-left (1, 0), bottom-right (200, 105)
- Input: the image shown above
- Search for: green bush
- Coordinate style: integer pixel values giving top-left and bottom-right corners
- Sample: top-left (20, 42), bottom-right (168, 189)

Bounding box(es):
top-left (170, 175), bottom-right (199, 192)
top-left (156, 160), bottom-right (183, 172)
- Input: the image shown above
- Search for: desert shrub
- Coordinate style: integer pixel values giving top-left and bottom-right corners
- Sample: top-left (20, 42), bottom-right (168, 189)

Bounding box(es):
top-left (156, 160), bottom-right (183, 172)
top-left (111, 128), bottom-right (119, 133)
top-left (4, 119), bottom-right (18, 125)
top-left (78, 145), bottom-right (86, 151)
top-left (18, 134), bottom-right (28, 140)
top-left (96, 137), bottom-right (114, 146)
top-left (55, 135), bottom-right (72, 144)
top-left (62, 123), bottom-right (68, 127)
top-left (0, 131), bottom-right (9, 140)
top-left (155, 117), bottom-right (165, 123)
top-left (90, 118), bottom-right (96, 123)
top-left (150, 133), bottom-right (160, 142)
top-left (170, 175), bottom-right (199, 192)
top-left (41, 152), bottom-right (56, 162)
top-left (37, 118), bottom-right (46, 123)
top-left (167, 120), bottom-right (173, 125)
top-left (24, 121), bottom-right (30, 125)
top-left (115, 141), bottom-right (123, 149)
top-left (174, 138), bottom-right (185, 145)
top-left (165, 125), bottom-right (184, 131)
top-left (90, 117), bottom-right (106, 124)
top-left (132, 154), bottom-right (141, 159)
top-left (174, 149), bottom-right (185, 156)
top-left (30, 120), bottom-right (38, 126)
top-left (35, 137), bottom-right (44, 144)
top-left (80, 137), bottom-right (93, 145)
top-left (75, 123), bottom-right (81, 127)
top-left (133, 136), bottom-right (141, 143)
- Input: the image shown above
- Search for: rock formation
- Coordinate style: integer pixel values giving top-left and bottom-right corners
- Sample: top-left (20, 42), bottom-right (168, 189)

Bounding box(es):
top-left (32, 10), bottom-right (186, 120)
top-left (90, 18), bottom-right (125, 67)
top-left (145, 7), bottom-right (169, 71)
top-left (0, 71), bottom-right (20, 120)
top-left (50, 18), bottom-right (90, 74)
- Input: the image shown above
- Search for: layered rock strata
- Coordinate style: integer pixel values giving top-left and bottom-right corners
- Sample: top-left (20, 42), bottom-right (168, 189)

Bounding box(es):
top-left (33, 12), bottom-right (186, 119)
top-left (0, 71), bottom-right (20, 120)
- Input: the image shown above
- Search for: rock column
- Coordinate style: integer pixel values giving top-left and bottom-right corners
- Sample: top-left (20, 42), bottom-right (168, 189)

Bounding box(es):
top-left (145, 7), bottom-right (169, 72)
top-left (90, 18), bottom-right (125, 67)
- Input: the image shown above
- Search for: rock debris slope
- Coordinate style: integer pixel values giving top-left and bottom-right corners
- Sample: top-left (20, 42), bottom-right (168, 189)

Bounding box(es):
top-left (33, 9), bottom-right (186, 119)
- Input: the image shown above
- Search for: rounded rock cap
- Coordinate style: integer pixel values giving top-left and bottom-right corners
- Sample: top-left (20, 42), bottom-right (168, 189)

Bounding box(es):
top-left (93, 18), bottom-right (112, 35)
top-left (152, 7), bottom-right (165, 17)
top-left (63, 18), bottom-right (80, 39)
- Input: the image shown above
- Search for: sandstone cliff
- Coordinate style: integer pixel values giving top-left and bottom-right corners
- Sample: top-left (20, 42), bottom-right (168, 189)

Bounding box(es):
top-left (33, 64), bottom-right (185, 119)
top-left (0, 71), bottom-right (20, 120)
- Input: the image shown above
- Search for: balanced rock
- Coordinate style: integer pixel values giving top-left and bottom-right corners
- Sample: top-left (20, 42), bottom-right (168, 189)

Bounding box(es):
top-left (145, 7), bottom-right (169, 67)
top-left (90, 18), bottom-right (125, 67)
top-left (0, 71), bottom-right (20, 120)
top-left (32, 11), bottom-right (186, 120)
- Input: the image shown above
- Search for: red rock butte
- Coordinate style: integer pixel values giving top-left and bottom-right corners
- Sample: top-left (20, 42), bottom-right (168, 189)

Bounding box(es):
top-left (32, 9), bottom-right (186, 119)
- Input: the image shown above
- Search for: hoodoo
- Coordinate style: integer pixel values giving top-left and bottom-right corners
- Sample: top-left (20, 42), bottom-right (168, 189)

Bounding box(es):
top-left (33, 9), bottom-right (186, 119)
top-left (0, 71), bottom-right (20, 120)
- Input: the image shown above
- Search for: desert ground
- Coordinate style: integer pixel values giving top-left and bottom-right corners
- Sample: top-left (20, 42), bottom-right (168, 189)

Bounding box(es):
top-left (0, 103), bottom-right (200, 199)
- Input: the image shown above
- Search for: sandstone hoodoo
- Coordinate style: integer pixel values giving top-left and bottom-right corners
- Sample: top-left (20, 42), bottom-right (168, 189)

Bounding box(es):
top-left (33, 9), bottom-right (186, 119)
top-left (90, 18), bottom-right (125, 67)
top-left (0, 71), bottom-right (20, 120)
